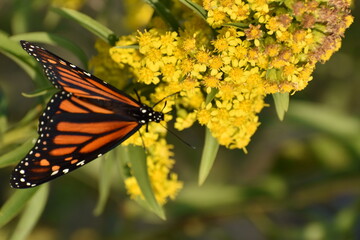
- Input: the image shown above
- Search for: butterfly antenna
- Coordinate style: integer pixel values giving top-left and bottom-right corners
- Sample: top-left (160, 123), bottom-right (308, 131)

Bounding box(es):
top-left (160, 123), bottom-right (196, 149)
top-left (152, 91), bottom-right (180, 108)
top-left (161, 101), bottom-right (167, 112)
top-left (133, 89), bottom-right (142, 103)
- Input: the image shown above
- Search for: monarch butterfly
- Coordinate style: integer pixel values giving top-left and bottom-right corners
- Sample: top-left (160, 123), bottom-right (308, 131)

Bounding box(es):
top-left (10, 41), bottom-right (164, 188)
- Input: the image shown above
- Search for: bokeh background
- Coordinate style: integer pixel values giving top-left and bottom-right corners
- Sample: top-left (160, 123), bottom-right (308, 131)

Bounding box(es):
top-left (0, 0), bottom-right (359, 239)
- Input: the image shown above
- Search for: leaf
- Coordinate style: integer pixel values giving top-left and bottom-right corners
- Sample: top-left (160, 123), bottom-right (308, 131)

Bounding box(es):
top-left (198, 127), bottom-right (219, 186)
top-left (120, 145), bottom-right (165, 219)
top-left (9, 185), bottom-right (49, 240)
top-left (0, 188), bottom-right (39, 229)
top-left (224, 22), bottom-right (250, 29)
top-left (272, 92), bottom-right (289, 121)
top-left (205, 88), bottom-right (218, 105)
top-left (93, 154), bottom-right (114, 216)
top-left (178, 0), bottom-right (207, 20)
top-left (21, 87), bottom-right (54, 98)
top-left (178, 184), bottom-right (241, 209)
top-left (10, 32), bottom-right (88, 66)
top-left (51, 8), bottom-right (117, 45)
top-left (143, 0), bottom-right (180, 30)
top-left (0, 31), bottom-right (46, 87)
top-left (287, 101), bottom-right (360, 155)
top-left (0, 88), bottom-right (7, 143)
top-left (0, 139), bottom-right (35, 168)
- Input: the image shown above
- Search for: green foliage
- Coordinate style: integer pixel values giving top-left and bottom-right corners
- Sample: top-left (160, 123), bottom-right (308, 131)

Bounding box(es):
top-left (11, 32), bottom-right (88, 66)
top-left (51, 7), bottom-right (116, 45)
top-left (143, 0), bottom-right (180, 30)
top-left (8, 185), bottom-right (48, 240)
top-left (120, 145), bottom-right (165, 219)
top-left (0, 0), bottom-right (358, 239)
top-left (273, 92), bottom-right (289, 121)
top-left (198, 127), bottom-right (219, 186)
top-left (0, 188), bottom-right (39, 229)
top-left (178, 0), bottom-right (207, 20)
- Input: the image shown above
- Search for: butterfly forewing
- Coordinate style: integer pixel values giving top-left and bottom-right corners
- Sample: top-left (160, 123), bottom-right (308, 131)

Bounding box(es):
top-left (10, 41), bottom-right (164, 188)
top-left (20, 41), bottom-right (140, 107)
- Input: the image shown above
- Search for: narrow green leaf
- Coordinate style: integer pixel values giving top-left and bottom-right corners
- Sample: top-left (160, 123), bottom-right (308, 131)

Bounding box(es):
top-left (272, 92), bottom-right (289, 121)
top-left (10, 32), bottom-right (88, 66)
top-left (0, 139), bottom-right (35, 168)
top-left (178, 0), bottom-right (207, 20)
top-left (198, 127), bottom-right (219, 185)
top-left (93, 154), bottom-right (114, 216)
top-left (51, 8), bottom-right (116, 45)
top-left (0, 88), bottom-right (7, 143)
top-left (224, 22), bottom-right (249, 29)
top-left (2, 127), bottom-right (36, 147)
top-left (21, 87), bottom-right (54, 98)
top-left (114, 146), bottom-right (128, 181)
top-left (9, 185), bottom-right (49, 240)
top-left (205, 88), bottom-right (218, 105)
top-left (143, 0), bottom-right (180, 30)
top-left (122, 145), bottom-right (165, 219)
top-left (288, 101), bottom-right (360, 137)
top-left (287, 101), bottom-right (360, 155)
top-left (0, 188), bottom-right (39, 228)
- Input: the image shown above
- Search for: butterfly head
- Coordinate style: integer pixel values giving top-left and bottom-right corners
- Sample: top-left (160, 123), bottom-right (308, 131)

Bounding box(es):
top-left (138, 105), bottom-right (164, 124)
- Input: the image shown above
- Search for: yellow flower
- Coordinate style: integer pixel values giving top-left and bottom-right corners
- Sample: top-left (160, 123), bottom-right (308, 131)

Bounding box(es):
top-left (90, 40), bottom-right (133, 89)
top-left (137, 67), bottom-right (160, 84)
top-left (245, 24), bottom-right (263, 40)
top-left (138, 30), bottom-right (160, 54)
top-left (181, 58), bottom-right (195, 74)
top-left (212, 37), bottom-right (230, 52)
top-left (182, 37), bottom-right (197, 52)
top-left (195, 50), bottom-right (211, 64)
top-left (226, 67), bottom-right (244, 83)
top-left (202, 75), bottom-right (220, 89)
top-left (160, 32), bottom-right (178, 55)
top-left (175, 112), bottom-right (197, 130)
top-left (162, 64), bottom-right (181, 82)
top-left (207, 8), bottom-right (228, 27)
top-left (124, 139), bottom-right (182, 205)
top-left (228, 2), bottom-right (250, 21)
top-left (209, 56), bottom-right (223, 70)
top-left (99, 0), bottom-right (353, 206)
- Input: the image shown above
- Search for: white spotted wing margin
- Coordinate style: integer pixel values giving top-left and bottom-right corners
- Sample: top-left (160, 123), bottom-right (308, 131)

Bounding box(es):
top-left (19, 40), bottom-right (141, 108)
top-left (10, 41), bottom-right (164, 188)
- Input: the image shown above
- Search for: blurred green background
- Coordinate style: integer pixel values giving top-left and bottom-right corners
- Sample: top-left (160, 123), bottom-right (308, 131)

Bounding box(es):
top-left (0, 0), bottom-right (359, 239)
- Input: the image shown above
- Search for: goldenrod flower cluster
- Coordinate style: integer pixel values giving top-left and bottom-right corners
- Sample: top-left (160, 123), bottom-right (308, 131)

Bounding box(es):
top-left (90, 0), bottom-right (352, 204)
top-left (203, 0), bottom-right (353, 93)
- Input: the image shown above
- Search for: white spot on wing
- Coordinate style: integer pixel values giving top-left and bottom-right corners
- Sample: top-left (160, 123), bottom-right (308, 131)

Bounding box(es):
top-left (76, 160), bottom-right (85, 166)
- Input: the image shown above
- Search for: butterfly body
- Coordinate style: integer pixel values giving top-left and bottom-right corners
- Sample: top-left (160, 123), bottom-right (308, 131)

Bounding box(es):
top-left (10, 41), bottom-right (163, 188)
